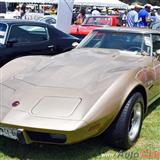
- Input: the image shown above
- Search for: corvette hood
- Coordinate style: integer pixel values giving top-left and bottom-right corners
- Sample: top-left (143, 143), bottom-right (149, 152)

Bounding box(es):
top-left (12, 49), bottom-right (148, 89)
top-left (1, 48), bottom-right (151, 121)
top-left (14, 49), bottom-right (147, 89)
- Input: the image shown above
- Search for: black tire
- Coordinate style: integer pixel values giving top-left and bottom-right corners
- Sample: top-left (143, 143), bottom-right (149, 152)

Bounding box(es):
top-left (103, 92), bottom-right (144, 150)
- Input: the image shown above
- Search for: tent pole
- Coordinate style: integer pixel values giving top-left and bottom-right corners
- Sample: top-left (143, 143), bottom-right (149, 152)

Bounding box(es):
top-left (56, 0), bottom-right (74, 33)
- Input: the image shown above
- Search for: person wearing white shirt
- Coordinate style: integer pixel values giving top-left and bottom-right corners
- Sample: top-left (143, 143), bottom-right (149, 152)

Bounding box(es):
top-left (91, 6), bottom-right (101, 16)
top-left (13, 6), bottom-right (21, 18)
top-left (127, 5), bottom-right (141, 27)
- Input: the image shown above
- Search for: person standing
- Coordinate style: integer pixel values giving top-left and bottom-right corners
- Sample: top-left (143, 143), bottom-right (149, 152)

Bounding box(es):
top-left (126, 5), bottom-right (141, 27)
top-left (122, 10), bottom-right (128, 26)
top-left (138, 4), bottom-right (152, 28)
top-left (74, 8), bottom-right (86, 25)
top-left (91, 6), bottom-right (101, 16)
top-left (21, 3), bottom-right (26, 18)
top-left (13, 5), bottom-right (22, 19)
top-left (150, 10), bottom-right (160, 30)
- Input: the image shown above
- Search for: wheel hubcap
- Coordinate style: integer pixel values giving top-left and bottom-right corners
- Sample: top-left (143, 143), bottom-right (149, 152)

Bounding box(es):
top-left (128, 102), bottom-right (142, 141)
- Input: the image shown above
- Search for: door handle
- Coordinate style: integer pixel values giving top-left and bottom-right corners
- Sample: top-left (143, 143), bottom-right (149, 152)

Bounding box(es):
top-left (48, 45), bottom-right (54, 48)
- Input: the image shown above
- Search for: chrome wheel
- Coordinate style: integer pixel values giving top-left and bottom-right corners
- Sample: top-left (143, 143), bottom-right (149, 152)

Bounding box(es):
top-left (103, 92), bottom-right (144, 149)
top-left (128, 102), bottom-right (142, 141)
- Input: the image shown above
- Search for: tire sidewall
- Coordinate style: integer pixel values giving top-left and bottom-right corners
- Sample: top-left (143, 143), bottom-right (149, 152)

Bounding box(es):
top-left (122, 92), bottom-right (144, 148)
top-left (126, 93), bottom-right (144, 146)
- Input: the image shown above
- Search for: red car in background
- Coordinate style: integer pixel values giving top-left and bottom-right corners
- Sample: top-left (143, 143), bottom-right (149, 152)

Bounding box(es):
top-left (70, 15), bottom-right (120, 39)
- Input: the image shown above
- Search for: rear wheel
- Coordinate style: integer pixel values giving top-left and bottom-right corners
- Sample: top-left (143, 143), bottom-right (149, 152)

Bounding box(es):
top-left (103, 92), bottom-right (144, 150)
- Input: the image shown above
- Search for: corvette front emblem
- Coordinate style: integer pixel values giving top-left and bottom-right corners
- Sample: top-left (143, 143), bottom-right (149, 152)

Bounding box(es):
top-left (12, 101), bottom-right (20, 107)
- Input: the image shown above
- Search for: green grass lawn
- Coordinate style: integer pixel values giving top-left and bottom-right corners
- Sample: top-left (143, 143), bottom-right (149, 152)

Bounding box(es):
top-left (0, 99), bottom-right (160, 160)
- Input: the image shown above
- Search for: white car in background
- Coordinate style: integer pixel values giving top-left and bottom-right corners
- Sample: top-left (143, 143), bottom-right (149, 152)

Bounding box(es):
top-left (39, 15), bottom-right (57, 27)
top-left (0, 12), bottom-right (17, 19)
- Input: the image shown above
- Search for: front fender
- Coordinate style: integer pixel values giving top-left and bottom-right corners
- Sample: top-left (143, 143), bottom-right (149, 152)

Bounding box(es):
top-left (82, 70), bottom-right (147, 136)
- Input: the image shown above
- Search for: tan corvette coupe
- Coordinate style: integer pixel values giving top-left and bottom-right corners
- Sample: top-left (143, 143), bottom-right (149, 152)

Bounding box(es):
top-left (0, 27), bottom-right (160, 150)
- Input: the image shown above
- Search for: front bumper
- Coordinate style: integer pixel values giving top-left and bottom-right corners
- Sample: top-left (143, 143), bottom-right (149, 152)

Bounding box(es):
top-left (0, 123), bottom-right (92, 145)
top-left (0, 110), bottom-right (95, 145)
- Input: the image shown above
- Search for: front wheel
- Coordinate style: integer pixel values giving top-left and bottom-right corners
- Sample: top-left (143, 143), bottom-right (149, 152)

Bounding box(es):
top-left (103, 92), bottom-right (144, 150)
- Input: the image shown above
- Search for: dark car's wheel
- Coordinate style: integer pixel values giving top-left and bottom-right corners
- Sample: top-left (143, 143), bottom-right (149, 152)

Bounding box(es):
top-left (103, 92), bottom-right (144, 150)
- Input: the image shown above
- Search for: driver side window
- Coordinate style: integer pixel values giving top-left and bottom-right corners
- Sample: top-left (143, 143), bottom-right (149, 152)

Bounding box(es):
top-left (8, 25), bottom-right (30, 43)
top-left (8, 25), bottom-right (48, 44)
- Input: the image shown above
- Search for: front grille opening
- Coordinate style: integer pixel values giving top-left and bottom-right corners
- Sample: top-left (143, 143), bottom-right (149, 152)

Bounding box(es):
top-left (26, 131), bottom-right (66, 144)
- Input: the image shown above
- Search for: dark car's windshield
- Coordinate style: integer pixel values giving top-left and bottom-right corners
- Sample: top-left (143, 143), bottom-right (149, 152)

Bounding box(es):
top-left (0, 23), bottom-right (7, 44)
top-left (78, 30), bottom-right (151, 55)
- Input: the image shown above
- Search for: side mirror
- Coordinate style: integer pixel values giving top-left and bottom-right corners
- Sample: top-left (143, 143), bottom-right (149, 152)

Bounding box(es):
top-left (156, 49), bottom-right (160, 60)
top-left (6, 38), bottom-right (18, 47)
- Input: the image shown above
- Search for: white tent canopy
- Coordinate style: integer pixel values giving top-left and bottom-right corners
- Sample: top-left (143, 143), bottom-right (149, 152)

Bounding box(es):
top-left (74, 0), bottom-right (128, 9)
top-left (0, 0), bottom-right (128, 9)
top-left (0, 0), bottom-right (56, 3)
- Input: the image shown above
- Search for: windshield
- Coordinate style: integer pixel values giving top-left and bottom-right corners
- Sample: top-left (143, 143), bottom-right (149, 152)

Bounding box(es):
top-left (0, 23), bottom-right (7, 44)
top-left (78, 30), bottom-right (151, 55)
top-left (83, 17), bottom-right (112, 26)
